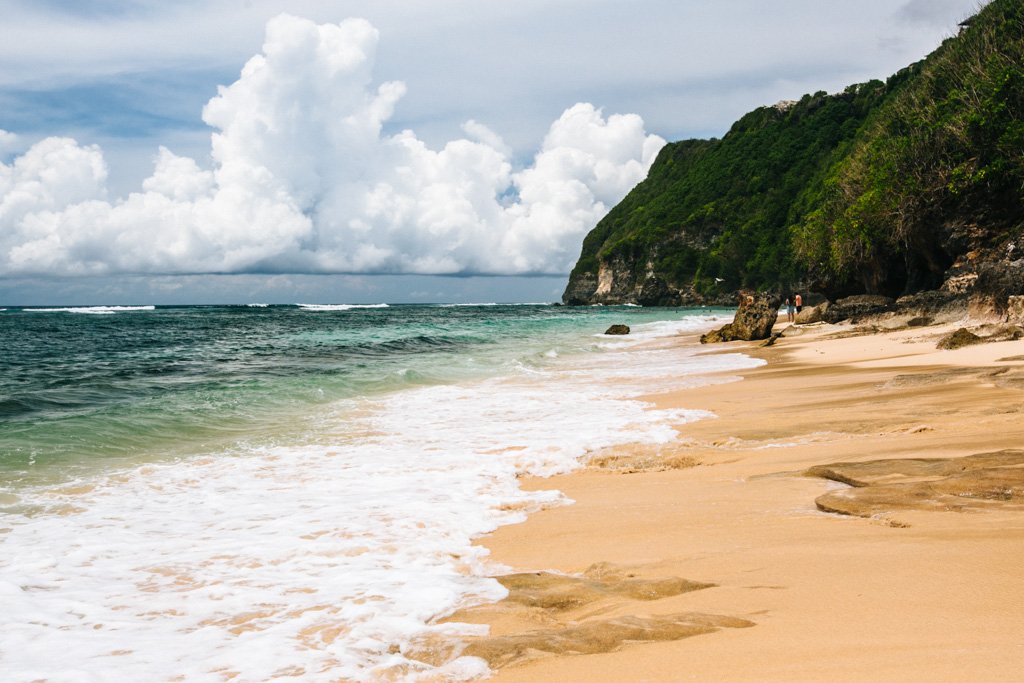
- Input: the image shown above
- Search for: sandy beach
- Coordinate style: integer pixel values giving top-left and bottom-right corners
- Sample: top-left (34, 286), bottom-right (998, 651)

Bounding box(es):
top-left (451, 319), bottom-right (1024, 681)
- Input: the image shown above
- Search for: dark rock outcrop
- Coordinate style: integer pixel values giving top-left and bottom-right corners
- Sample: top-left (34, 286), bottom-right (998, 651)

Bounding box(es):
top-left (701, 293), bottom-right (781, 343)
top-left (604, 324), bottom-right (630, 335)
top-left (937, 328), bottom-right (983, 350)
top-left (935, 246), bottom-right (1024, 320)
top-left (822, 295), bottom-right (896, 323)
top-left (895, 290), bottom-right (966, 317)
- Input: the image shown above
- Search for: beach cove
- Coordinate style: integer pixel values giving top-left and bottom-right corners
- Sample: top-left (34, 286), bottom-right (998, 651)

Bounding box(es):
top-left (455, 318), bottom-right (1024, 682)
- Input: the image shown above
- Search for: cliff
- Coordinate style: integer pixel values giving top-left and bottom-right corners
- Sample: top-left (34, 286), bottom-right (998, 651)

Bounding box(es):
top-left (564, 0), bottom-right (1024, 313)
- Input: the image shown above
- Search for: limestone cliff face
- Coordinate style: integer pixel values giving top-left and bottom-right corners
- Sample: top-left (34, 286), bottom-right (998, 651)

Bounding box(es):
top-left (562, 259), bottom-right (633, 306)
top-left (935, 232), bottom-right (1024, 319)
top-left (562, 256), bottom-right (731, 307)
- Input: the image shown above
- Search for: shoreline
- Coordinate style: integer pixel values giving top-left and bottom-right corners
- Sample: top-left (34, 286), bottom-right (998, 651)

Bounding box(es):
top-left (451, 319), bottom-right (1024, 681)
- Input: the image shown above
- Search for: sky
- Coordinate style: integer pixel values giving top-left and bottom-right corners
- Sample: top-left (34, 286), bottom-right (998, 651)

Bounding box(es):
top-left (0, 0), bottom-right (984, 305)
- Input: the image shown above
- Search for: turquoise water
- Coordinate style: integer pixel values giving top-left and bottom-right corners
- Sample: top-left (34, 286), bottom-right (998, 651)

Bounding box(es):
top-left (0, 303), bottom-right (725, 485)
top-left (0, 302), bottom-right (751, 681)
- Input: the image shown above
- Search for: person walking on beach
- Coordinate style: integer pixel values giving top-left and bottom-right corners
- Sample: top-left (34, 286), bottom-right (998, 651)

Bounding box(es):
top-left (794, 292), bottom-right (803, 317)
top-left (785, 296), bottom-right (795, 322)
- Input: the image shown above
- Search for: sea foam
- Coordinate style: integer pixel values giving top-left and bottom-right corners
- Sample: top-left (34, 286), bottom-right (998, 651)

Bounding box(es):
top-left (297, 303), bottom-right (389, 311)
top-left (22, 305), bottom-right (156, 314)
top-left (0, 313), bottom-right (761, 681)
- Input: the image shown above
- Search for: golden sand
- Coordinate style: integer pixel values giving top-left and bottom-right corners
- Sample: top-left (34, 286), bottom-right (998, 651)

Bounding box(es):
top-left (451, 320), bottom-right (1024, 682)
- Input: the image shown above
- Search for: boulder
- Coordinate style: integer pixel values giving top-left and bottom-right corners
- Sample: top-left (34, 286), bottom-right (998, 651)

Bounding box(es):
top-left (604, 324), bottom-right (630, 335)
top-left (937, 328), bottom-right (983, 350)
top-left (822, 295), bottom-right (896, 323)
top-left (795, 301), bottom-right (828, 324)
top-left (701, 292), bottom-right (781, 343)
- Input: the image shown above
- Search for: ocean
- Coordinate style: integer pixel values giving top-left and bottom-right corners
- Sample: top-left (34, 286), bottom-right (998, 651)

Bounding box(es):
top-left (0, 303), bottom-right (759, 681)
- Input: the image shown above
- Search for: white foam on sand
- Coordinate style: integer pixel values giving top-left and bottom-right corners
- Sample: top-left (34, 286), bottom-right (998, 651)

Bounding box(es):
top-left (0, 313), bottom-right (760, 681)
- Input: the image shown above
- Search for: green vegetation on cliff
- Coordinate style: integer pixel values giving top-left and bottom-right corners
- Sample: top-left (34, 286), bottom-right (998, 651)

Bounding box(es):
top-left (794, 0), bottom-right (1024, 297)
top-left (568, 83), bottom-right (895, 301)
top-left (565, 0), bottom-right (1024, 306)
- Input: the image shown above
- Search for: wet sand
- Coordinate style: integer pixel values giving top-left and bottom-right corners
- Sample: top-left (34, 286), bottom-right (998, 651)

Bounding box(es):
top-left (451, 321), bottom-right (1024, 681)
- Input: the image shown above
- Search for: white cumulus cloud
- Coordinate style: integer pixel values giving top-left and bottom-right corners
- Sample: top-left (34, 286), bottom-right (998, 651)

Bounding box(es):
top-left (0, 14), bottom-right (664, 278)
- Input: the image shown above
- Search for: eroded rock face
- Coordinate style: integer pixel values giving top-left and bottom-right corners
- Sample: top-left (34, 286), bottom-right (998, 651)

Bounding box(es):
top-left (895, 290), bottom-right (968, 318)
top-left (562, 257), bottom-right (694, 306)
top-left (822, 295), bottom-right (896, 323)
top-left (562, 272), bottom-right (599, 306)
top-left (1008, 295), bottom-right (1024, 322)
top-left (701, 293), bottom-right (781, 343)
top-left (561, 256), bottom-right (737, 307)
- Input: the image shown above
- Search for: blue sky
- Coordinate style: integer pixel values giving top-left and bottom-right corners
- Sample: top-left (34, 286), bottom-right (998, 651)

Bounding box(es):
top-left (0, 0), bottom-right (983, 304)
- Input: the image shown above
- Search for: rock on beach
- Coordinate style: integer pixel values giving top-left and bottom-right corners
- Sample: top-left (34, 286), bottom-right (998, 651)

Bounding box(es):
top-left (700, 293), bottom-right (781, 343)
